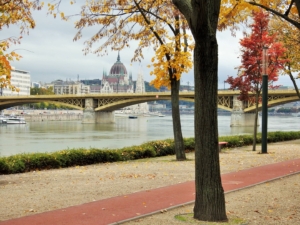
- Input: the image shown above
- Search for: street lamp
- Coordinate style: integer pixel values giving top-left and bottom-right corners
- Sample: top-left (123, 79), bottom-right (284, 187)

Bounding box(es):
top-left (261, 46), bottom-right (268, 154)
top-left (224, 80), bottom-right (226, 90)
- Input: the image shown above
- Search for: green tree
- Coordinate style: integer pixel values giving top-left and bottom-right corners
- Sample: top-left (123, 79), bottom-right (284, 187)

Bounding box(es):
top-left (30, 87), bottom-right (55, 109)
top-left (30, 87), bottom-right (54, 95)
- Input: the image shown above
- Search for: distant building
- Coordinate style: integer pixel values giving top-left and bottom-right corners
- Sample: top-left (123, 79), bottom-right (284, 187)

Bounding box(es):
top-left (128, 67), bottom-right (149, 113)
top-left (148, 101), bottom-right (166, 111)
top-left (101, 53), bottom-right (134, 93)
top-left (81, 79), bottom-right (102, 93)
top-left (31, 82), bottom-right (41, 88)
top-left (46, 79), bottom-right (90, 95)
top-left (80, 79), bottom-right (102, 85)
top-left (1, 67), bottom-right (31, 96)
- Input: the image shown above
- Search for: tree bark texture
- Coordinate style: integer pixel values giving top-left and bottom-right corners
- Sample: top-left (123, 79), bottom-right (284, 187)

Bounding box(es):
top-left (172, 0), bottom-right (227, 221)
top-left (288, 70), bottom-right (300, 99)
top-left (192, 33), bottom-right (227, 222)
top-left (293, 0), bottom-right (300, 18)
top-left (171, 77), bottom-right (186, 160)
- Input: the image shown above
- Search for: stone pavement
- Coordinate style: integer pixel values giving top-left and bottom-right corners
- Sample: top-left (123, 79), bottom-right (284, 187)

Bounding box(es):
top-left (1, 158), bottom-right (300, 225)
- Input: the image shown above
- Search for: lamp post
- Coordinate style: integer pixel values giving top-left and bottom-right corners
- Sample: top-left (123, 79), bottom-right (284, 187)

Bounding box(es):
top-left (261, 46), bottom-right (268, 154)
top-left (224, 80), bottom-right (226, 90)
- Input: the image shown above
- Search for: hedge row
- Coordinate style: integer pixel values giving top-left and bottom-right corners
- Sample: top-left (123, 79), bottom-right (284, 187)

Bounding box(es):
top-left (219, 131), bottom-right (300, 148)
top-left (1, 131), bottom-right (300, 174)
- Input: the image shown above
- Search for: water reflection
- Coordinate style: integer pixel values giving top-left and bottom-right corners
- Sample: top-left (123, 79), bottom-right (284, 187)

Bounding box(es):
top-left (0, 115), bottom-right (299, 156)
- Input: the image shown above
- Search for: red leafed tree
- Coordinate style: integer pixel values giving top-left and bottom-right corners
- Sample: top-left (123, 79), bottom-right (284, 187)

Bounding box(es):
top-left (226, 10), bottom-right (287, 151)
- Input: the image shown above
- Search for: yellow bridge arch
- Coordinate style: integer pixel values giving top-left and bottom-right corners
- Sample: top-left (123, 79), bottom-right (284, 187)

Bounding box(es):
top-left (0, 90), bottom-right (298, 112)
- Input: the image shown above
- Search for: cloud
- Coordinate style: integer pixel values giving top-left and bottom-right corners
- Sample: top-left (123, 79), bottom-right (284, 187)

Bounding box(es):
top-left (0, 1), bottom-right (297, 89)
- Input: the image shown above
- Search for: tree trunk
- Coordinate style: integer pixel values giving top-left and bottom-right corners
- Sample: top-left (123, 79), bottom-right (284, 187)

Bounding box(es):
top-left (295, 0), bottom-right (300, 19)
top-left (172, 0), bottom-right (227, 221)
top-left (288, 69), bottom-right (300, 99)
top-left (171, 77), bottom-right (186, 160)
top-left (193, 36), bottom-right (227, 221)
top-left (252, 93), bottom-right (259, 151)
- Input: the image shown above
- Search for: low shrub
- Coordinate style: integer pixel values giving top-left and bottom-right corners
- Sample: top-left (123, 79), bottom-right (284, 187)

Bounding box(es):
top-left (3, 157), bottom-right (25, 174)
top-left (0, 159), bottom-right (9, 174)
top-left (183, 137), bottom-right (195, 151)
top-left (153, 139), bottom-right (175, 156)
top-left (22, 153), bottom-right (60, 171)
top-left (1, 131), bottom-right (300, 174)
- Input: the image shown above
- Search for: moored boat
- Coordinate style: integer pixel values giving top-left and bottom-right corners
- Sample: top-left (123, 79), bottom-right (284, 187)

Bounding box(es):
top-left (0, 116), bottom-right (26, 124)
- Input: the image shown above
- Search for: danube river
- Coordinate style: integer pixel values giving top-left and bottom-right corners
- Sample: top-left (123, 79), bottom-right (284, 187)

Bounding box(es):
top-left (0, 114), bottom-right (299, 156)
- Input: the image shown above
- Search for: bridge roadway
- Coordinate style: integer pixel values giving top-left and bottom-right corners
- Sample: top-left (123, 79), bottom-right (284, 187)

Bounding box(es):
top-left (0, 90), bottom-right (298, 112)
top-left (0, 90), bottom-right (298, 125)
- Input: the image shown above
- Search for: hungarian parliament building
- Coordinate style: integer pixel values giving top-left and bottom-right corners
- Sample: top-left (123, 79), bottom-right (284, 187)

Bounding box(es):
top-left (45, 53), bottom-right (149, 113)
top-left (44, 53), bottom-right (145, 95)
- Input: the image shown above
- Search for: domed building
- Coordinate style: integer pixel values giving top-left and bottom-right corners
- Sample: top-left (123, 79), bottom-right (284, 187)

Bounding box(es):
top-left (101, 53), bottom-right (134, 93)
top-left (101, 52), bottom-right (149, 114)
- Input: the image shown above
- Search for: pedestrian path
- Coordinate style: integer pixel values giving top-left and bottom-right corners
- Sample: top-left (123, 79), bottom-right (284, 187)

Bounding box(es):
top-left (1, 158), bottom-right (300, 225)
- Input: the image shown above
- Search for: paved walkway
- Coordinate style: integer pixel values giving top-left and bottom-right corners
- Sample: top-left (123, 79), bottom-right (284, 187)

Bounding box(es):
top-left (1, 158), bottom-right (300, 225)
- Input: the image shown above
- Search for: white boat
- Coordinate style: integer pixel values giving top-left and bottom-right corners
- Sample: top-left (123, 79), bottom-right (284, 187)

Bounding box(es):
top-left (0, 115), bottom-right (6, 124)
top-left (158, 113), bottom-right (165, 117)
top-left (0, 116), bottom-right (26, 124)
top-left (115, 110), bottom-right (151, 117)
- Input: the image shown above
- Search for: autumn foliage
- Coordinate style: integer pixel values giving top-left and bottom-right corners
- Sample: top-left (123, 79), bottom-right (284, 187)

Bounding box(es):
top-left (226, 10), bottom-right (287, 101)
top-left (0, 0), bottom-right (42, 91)
top-left (48, 0), bottom-right (194, 89)
top-left (226, 10), bottom-right (287, 151)
top-left (219, 0), bottom-right (300, 31)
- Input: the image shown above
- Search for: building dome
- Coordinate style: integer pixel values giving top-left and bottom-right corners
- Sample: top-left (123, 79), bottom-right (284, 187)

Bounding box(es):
top-left (109, 53), bottom-right (127, 75)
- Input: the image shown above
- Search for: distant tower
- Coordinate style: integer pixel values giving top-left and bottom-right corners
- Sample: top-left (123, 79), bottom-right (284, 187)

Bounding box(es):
top-left (133, 66), bottom-right (149, 113)
top-left (135, 67), bottom-right (145, 93)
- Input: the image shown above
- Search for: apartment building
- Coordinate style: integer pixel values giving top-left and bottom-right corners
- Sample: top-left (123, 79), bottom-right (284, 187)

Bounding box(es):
top-left (1, 67), bottom-right (31, 96)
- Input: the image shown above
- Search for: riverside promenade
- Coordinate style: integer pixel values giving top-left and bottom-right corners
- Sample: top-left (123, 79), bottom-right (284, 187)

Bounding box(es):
top-left (1, 158), bottom-right (300, 225)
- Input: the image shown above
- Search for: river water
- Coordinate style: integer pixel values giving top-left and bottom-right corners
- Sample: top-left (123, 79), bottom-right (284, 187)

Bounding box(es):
top-left (0, 114), bottom-right (299, 156)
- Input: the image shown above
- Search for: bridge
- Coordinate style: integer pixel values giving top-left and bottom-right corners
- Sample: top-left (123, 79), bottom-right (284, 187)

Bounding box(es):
top-left (0, 90), bottom-right (298, 126)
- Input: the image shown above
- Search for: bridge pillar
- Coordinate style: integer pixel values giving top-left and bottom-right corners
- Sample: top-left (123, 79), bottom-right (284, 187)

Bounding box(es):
top-left (82, 98), bottom-right (115, 123)
top-left (230, 96), bottom-right (260, 127)
top-left (82, 98), bottom-right (96, 123)
top-left (95, 111), bottom-right (115, 123)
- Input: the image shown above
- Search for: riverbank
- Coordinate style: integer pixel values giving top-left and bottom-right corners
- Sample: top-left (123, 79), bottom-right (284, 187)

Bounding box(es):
top-left (1, 140), bottom-right (300, 224)
top-left (1, 109), bottom-right (83, 122)
top-left (23, 114), bottom-right (83, 122)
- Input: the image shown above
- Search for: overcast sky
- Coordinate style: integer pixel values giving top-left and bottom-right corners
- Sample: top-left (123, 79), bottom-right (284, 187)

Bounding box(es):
top-left (1, 1), bottom-right (296, 89)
